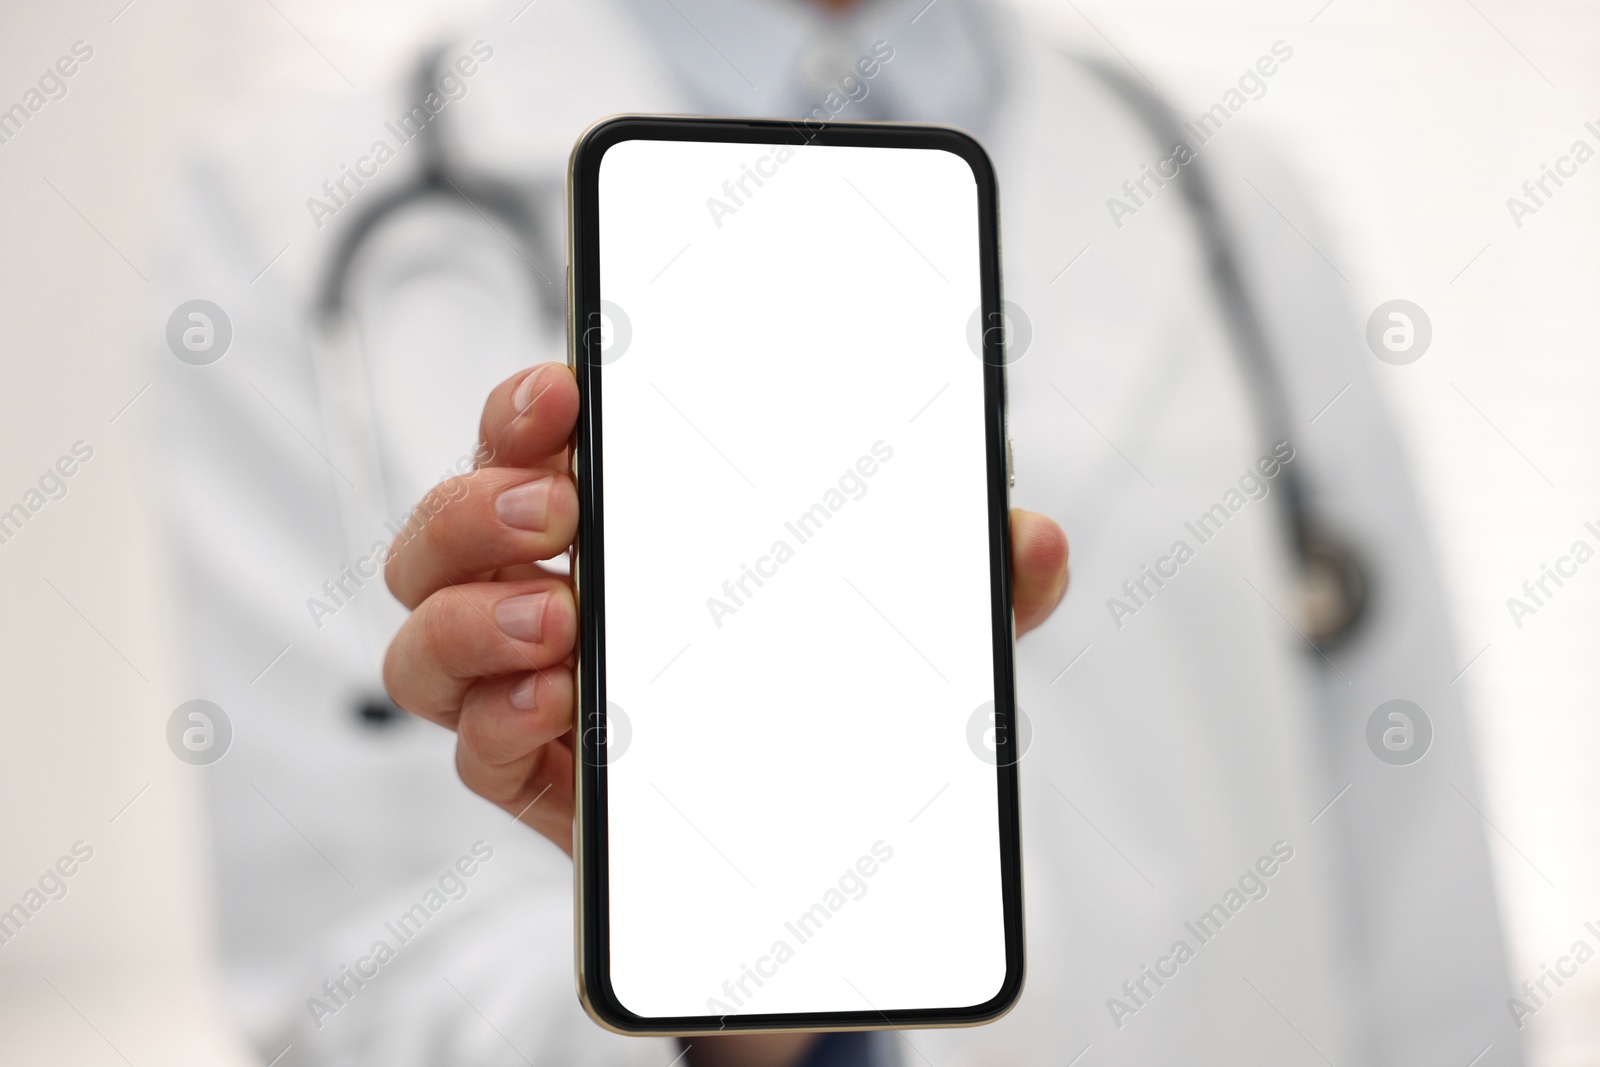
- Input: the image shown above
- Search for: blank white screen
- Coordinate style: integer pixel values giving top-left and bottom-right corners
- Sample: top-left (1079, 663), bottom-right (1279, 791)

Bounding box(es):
top-left (596, 136), bottom-right (1004, 1019)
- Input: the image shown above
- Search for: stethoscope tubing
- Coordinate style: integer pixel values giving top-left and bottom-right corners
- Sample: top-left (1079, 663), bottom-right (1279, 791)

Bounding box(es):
top-left (312, 43), bottom-right (1369, 652)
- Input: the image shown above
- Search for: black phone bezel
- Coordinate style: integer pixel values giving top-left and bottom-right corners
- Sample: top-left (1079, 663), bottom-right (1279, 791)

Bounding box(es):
top-left (568, 115), bottom-right (1022, 1035)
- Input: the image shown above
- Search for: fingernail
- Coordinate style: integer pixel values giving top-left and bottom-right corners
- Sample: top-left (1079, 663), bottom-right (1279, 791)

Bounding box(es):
top-left (510, 673), bottom-right (539, 710)
top-left (512, 367), bottom-right (544, 414)
top-left (496, 592), bottom-right (549, 643)
top-left (496, 478), bottom-right (552, 531)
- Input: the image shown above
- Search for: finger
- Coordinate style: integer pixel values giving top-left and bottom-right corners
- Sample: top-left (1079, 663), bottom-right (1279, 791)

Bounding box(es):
top-left (385, 467), bottom-right (579, 609)
top-left (456, 672), bottom-right (577, 854)
top-left (384, 579), bottom-right (576, 721)
top-left (458, 735), bottom-right (577, 856)
top-left (1011, 509), bottom-right (1069, 637)
top-left (457, 669), bottom-right (575, 767)
top-left (478, 362), bottom-right (580, 471)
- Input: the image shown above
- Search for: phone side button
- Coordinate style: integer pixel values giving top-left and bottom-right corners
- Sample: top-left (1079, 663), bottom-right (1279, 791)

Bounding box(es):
top-left (1007, 437), bottom-right (1015, 487)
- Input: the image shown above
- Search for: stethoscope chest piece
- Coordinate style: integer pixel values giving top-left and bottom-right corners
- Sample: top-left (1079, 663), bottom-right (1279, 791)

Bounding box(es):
top-left (1298, 528), bottom-right (1368, 650)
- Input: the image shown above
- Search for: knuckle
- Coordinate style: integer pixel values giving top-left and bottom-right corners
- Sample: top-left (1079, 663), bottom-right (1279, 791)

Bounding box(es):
top-left (456, 741), bottom-right (519, 803)
top-left (415, 594), bottom-right (461, 676)
top-left (456, 705), bottom-right (495, 762)
top-left (381, 642), bottom-right (404, 708)
top-left (454, 742), bottom-right (488, 795)
top-left (385, 609), bottom-right (448, 716)
top-left (383, 543), bottom-right (416, 605)
top-left (418, 495), bottom-right (453, 556)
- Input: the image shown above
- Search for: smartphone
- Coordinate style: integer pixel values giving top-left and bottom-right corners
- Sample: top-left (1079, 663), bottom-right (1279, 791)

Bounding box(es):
top-left (567, 116), bottom-right (1022, 1035)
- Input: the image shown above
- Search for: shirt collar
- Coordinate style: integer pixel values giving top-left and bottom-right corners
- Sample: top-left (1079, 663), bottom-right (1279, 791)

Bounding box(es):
top-left (616, 0), bottom-right (1012, 138)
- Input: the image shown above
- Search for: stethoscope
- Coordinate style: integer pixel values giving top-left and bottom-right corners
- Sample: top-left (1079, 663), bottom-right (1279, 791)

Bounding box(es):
top-left (1070, 55), bottom-right (1369, 650)
top-left (312, 45), bottom-right (1369, 676)
top-left (316, 45), bottom-right (562, 327)
top-left (305, 46), bottom-right (562, 728)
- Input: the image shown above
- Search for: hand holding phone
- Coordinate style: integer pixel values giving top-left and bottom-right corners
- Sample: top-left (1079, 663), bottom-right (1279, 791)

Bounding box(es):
top-left (382, 117), bottom-right (1069, 1039)
top-left (381, 361), bottom-right (1066, 853)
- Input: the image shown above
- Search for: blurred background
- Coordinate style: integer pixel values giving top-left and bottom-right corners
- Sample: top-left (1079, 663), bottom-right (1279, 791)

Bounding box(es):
top-left (0, 0), bottom-right (1594, 1064)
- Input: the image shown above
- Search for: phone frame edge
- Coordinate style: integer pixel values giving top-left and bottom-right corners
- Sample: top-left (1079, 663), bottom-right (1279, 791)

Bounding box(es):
top-left (567, 114), bottom-right (1025, 1036)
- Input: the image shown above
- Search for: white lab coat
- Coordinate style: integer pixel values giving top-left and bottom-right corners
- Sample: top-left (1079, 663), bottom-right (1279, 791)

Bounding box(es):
top-left (147, 1), bottom-right (1520, 1065)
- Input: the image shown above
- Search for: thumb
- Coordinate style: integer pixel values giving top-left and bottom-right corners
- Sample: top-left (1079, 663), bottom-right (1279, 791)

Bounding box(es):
top-left (1010, 510), bottom-right (1069, 637)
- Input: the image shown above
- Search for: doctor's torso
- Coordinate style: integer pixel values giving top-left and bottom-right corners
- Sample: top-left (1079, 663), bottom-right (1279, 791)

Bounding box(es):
top-left (147, 2), bottom-right (1514, 1064)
